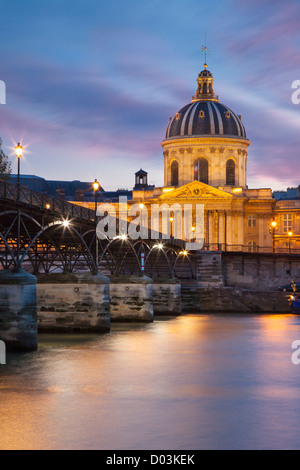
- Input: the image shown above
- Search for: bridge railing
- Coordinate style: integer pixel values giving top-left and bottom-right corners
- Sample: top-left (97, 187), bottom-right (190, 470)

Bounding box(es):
top-left (0, 179), bottom-right (95, 222)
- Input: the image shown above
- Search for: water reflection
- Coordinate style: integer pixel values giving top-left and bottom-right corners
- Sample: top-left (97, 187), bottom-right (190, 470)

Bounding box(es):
top-left (0, 314), bottom-right (300, 450)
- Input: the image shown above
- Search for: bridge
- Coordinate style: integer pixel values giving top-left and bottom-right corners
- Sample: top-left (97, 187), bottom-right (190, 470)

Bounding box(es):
top-left (0, 179), bottom-right (194, 278)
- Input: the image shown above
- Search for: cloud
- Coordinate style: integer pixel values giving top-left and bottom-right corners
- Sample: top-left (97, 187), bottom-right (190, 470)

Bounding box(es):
top-left (0, 0), bottom-right (299, 190)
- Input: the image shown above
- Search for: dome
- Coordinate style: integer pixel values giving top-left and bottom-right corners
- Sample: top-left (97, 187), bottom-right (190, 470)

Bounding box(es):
top-left (165, 101), bottom-right (246, 139)
top-left (164, 64), bottom-right (247, 140)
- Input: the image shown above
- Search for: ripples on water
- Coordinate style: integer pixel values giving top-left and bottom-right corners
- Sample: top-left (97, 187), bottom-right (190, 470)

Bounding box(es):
top-left (0, 314), bottom-right (300, 450)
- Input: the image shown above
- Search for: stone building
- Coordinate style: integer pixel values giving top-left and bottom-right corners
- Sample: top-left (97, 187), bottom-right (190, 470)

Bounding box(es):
top-left (63, 61), bottom-right (299, 253)
top-left (129, 62), bottom-right (300, 253)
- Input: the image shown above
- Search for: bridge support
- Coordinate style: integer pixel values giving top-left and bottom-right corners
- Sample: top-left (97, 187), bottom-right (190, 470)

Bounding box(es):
top-left (37, 273), bottom-right (110, 333)
top-left (0, 270), bottom-right (38, 351)
top-left (153, 278), bottom-right (182, 315)
top-left (110, 275), bottom-right (154, 322)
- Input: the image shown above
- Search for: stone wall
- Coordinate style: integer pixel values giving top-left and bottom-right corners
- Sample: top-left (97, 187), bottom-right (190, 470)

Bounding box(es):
top-left (153, 278), bottom-right (182, 315)
top-left (180, 251), bottom-right (298, 313)
top-left (110, 275), bottom-right (154, 322)
top-left (223, 253), bottom-right (300, 290)
top-left (37, 273), bottom-right (110, 333)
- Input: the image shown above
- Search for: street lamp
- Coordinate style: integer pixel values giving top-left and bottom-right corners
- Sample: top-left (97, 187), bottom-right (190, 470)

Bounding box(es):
top-left (270, 220), bottom-right (277, 254)
top-left (14, 143), bottom-right (23, 272)
top-left (170, 216), bottom-right (174, 240)
top-left (15, 143), bottom-right (23, 201)
top-left (93, 179), bottom-right (100, 215)
top-left (288, 231), bottom-right (293, 254)
top-left (93, 179), bottom-right (101, 273)
top-left (191, 225), bottom-right (196, 242)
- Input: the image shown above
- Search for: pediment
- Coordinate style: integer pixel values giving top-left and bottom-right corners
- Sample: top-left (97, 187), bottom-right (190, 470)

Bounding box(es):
top-left (157, 181), bottom-right (234, 201)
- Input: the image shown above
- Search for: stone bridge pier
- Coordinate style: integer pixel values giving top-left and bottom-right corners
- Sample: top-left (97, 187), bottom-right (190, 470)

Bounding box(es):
top-left (108, 275), bottom-right (182, 322)
top-left (36, 273), bottom-right (110, 333)
top-left (0, 270), bottom-right (38, 352)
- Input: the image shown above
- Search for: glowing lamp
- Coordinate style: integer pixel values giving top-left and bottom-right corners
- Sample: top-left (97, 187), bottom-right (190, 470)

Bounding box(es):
top-left (15, 143), bottom-right (23, 158)
top-left (93, 179), bottom-right (100, 191)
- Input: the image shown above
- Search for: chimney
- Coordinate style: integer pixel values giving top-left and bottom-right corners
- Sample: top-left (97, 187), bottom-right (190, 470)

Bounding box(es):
top-left (76, 188), bottom-right (85, 202)
top-left (56, 188), bottom-right (65, 201)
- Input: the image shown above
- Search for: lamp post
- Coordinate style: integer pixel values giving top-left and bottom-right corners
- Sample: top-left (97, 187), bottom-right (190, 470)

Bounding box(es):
top-left (288, 231), bottom-right (293, 254)
top-left (15, 143), bottom-right (23, 272)
top-left (191, 225), bottom-right (196, 242)
top-left (93, 179), bottom-right (100, 273)
top-left (15, 143), bottom-right (23, 201)
top-left (93, 179), bottom-right (100, 215)
top-left (270, 221), bottom-right (277, 254)
top-left (170, 216), bottom-right (174, 240)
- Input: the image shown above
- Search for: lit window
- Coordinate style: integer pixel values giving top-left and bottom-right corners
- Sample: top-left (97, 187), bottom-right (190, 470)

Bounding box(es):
top-left (194, 158), bottom-right (208, 184)
top-left (248, 215), bottom-right (256, 228)
top-left (283, 214), bottom-right (292, 233)
top-left (226, 159), bottom-right (235, 186)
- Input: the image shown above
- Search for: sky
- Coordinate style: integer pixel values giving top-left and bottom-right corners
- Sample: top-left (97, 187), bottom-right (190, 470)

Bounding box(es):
top-left (0, 0), bottom-right (299, 191)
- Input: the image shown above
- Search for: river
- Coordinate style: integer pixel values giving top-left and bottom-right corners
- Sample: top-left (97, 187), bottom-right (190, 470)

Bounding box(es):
top-left (0, 313), bottom-right (300, 450)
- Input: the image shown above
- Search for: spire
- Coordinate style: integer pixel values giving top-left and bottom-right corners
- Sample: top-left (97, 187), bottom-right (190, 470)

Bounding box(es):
top-left (201, 39), bottom-right (208, 69)
top-left (192, 40), bottom-right (219, 102)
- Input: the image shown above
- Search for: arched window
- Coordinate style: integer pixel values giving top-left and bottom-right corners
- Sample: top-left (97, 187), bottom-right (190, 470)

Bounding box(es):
top-left (226, 159), bottom-right (236, 186)
top-left (171, 160), bottom-right (179, 187)
top-left (194, 158), bottom-right (209, 184)
top-left (248, 215), bottom-right (256, 228)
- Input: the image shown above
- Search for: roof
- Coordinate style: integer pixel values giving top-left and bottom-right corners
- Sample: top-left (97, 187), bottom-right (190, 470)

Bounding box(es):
top-left (165, 101), bottom-right (247, 140)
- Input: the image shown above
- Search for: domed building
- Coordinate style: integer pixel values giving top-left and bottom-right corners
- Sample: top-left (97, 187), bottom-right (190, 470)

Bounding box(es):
top-left (126, 62), bottom-right (299, 253)
top-left (68, 61), bottom-right (299, 254)
top-left (162, 63), bottom-right (250, 189)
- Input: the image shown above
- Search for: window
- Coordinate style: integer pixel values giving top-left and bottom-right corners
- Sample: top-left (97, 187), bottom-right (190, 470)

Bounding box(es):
top-left (247, 241), bottom-right (257, 252)
top-left (194, 158), bottom-right (209, 184)
top-left (171, 160), bottom-right (179, 187)
top-left (283, 213), bottom-right (292, 233)
top-left (248, 215), bottom-right (256, 228)
top-left (226, 159), bottom-right (235, 186)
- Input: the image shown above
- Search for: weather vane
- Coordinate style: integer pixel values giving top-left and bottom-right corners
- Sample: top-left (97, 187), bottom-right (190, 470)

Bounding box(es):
top-left (201, 34), bottom-right (209, 66)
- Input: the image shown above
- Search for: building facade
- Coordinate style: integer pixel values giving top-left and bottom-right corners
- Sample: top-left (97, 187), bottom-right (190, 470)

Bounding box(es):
top-left (20, 62), bottom-right (297, 253)
top-left (128, 62), bottom-right (300, 253)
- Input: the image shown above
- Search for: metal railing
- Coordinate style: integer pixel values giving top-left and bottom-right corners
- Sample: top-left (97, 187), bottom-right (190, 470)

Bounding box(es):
top-left (0, 180), bottom-right (95, 222)
top-left (202, 243), bottom-right (300, 254)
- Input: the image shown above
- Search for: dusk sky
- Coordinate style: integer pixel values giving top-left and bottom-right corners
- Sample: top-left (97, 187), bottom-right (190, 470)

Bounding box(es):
top-left (0, 0), bottom-right (299, 191)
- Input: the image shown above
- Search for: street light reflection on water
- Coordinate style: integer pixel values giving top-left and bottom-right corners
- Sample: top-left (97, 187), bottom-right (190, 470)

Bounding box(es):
top-left (1, 314), bottom-right (300, 450)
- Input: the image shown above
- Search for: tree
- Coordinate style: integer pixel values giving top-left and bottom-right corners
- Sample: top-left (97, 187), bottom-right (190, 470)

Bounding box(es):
top-left (0, 138), bottom-right (12, 178)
